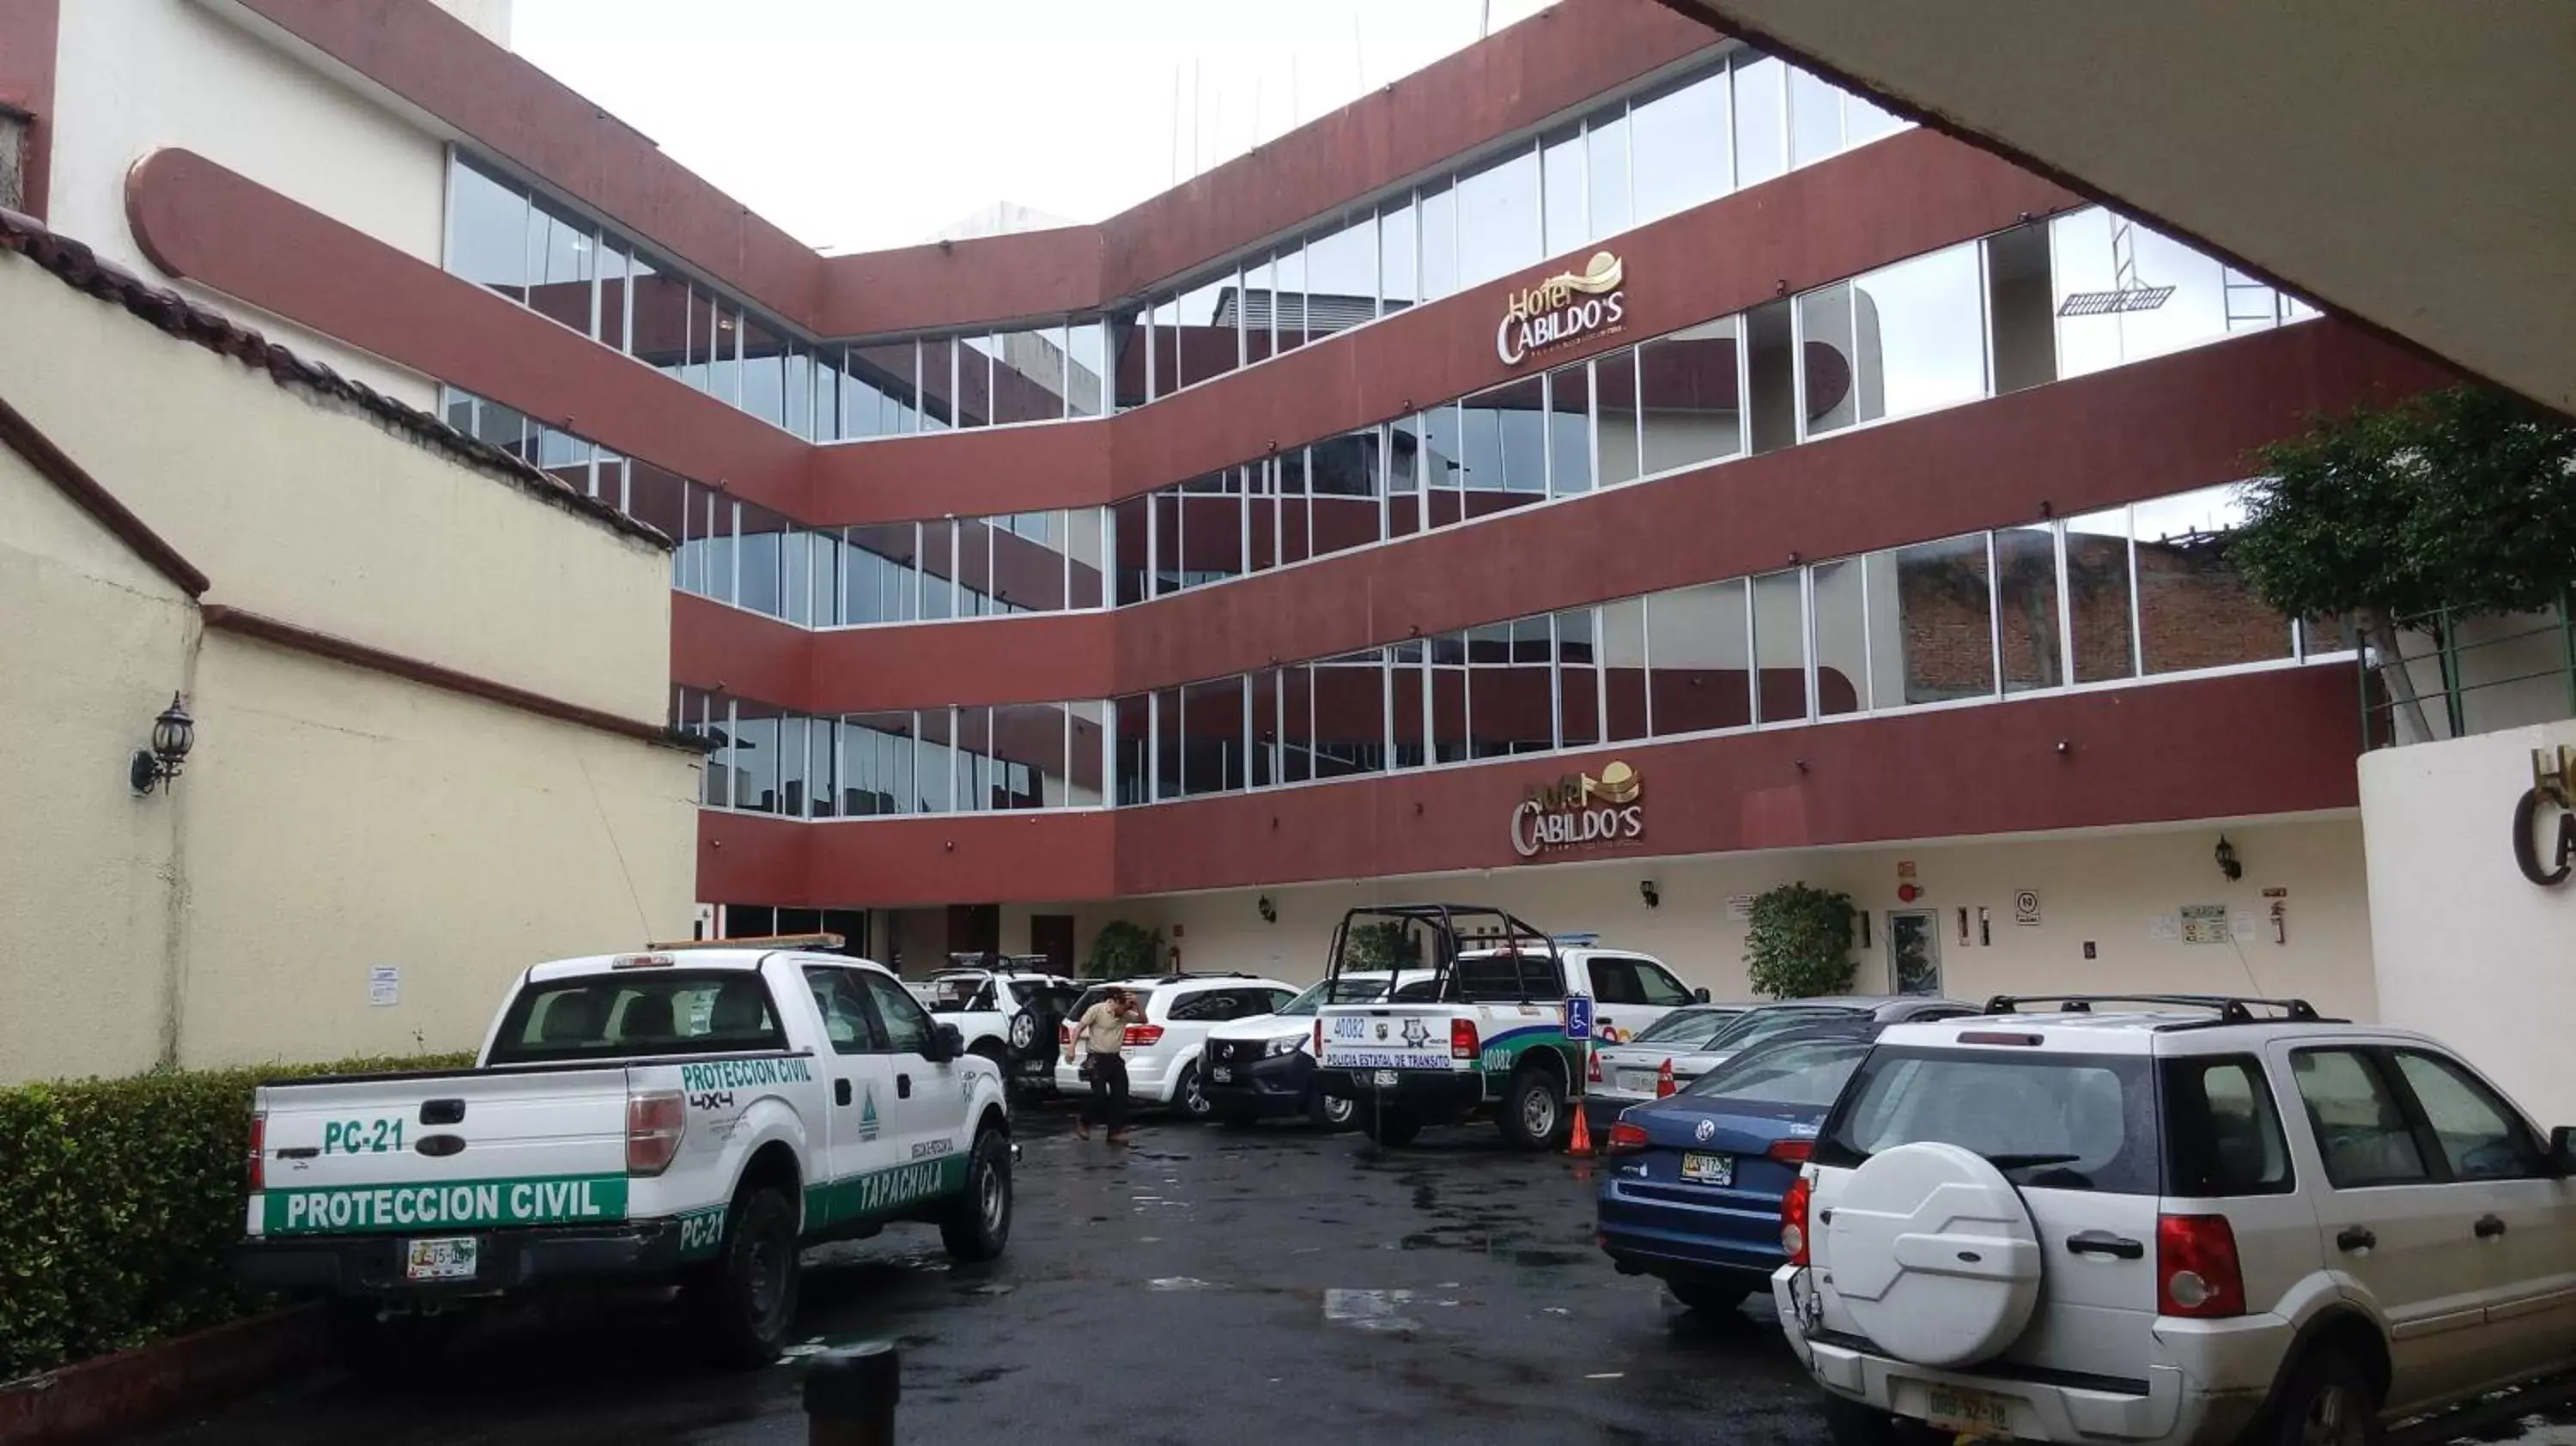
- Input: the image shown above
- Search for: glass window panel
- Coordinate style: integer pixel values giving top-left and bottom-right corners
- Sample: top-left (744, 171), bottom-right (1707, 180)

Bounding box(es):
top-left (919, 519), bottom-right (957, 622)
top-left (784, 344), bottom-right (815, 437)
top-left (1239, 259), bottom-right (1275, 367)
top-left (913, 709), bottom-right (954, 814)
top-left (1173, 278), bottom-right (1238, 390)
top-left (956, 333), bottom-right (998, 428)
top-left (1309, 431), bottom-right (1382, 561)
top-left (1638, 318), bottom-right (1743, 471)
top-left (1380, 196), bottom-right (1419, 313)
top-left (1871, 533), bottom-right (1996, 706)
top-left (1558, 609), bottom-right (1601, 748)
top-left (1066, 702), bottom-right (1109, 808)
top-left (1062, 507), bottom-right (1104, 611)
top-left (708, 306), bottom-right (744, 406)
top-left (776, 715), bottom-right (809, 818)
top-left (730, 314), bottom-right (785, 427)
top-left (1390, 647), bottom-right (1428, 769)
top-left (1251, 669), bottom-right (1285, 788)
top-left (1066, 320), bottom-right (1109, 418)
top-left (1593, 350), bottom-right (1643, 486)
top-left (841, 523), bottom-right (917, 625)
top-left (1419, 404), bottom-right (1467, 530)
top-left (1546, 362), bottom-right (1593, 495)
top-left (629, 254), bottom-right (685, 379)
top-left (1586, 111), bottom-right (1631, 241)
top-left (1995, 523), bottom-right (2063, 693)
top-left (707, 497), bottom-right (738, 605)
top-left (1430, 642), bottom-right (1468, 764)
top-left (596, 240), bottom-right (630, 351)
top-left (465, 394), bottom-right (529, 459)
top-left (1110, 308), bottom-right (1151, 411)
top-left (678, 288), bottom-right (713, 391)
top-left (523, 193), bottom-right (594, 334)
top-left (447, 158), bottom-right (529, 303)
top-left (1847, 242), bottom-right (1989, 427)
top-left (1649, 579), bottom-right (1753, 734)
top-left (2135, 487), bottom-right (2292, 675)
top-left (1848, 92), bottom-right (1905, 147)
top-left (1455, 145), bottom-right (1540, 288)
top-left (1541, 125), bottom-right (1588, 257)
top-left (699, 696), bottom-right (732, 807)
top-left (919, 335), bottom-right (957, 431)
top-left (1789, 66), bottom-right (1844, 167)
top-left (805, 530), bottom-right (840, 626)
top-left (993, 511), bottom-right (1066, 613)
top-left (1418, 180), bottom-right (1459, 301)
top-left (1112, 496), bottom-right (1151, 606)
top-left (839, 714), bottom-right (904, 817)
top-left (952, 708), bottom-right (994, 811)
top-left (806, 347), bottom-right (836, 440)
top-left (1274, 455), bottom-right (1311, 569)
top-left (2051, 208), bottom-right (2245, 378)
top-left (846, 342), bottom-right (918, 439)
top-left (1152, 689), bottom-right (1184, 801)
top-left (1470, 645), bottom-right (1552, 760)
top-left (1306, 214), bottom-right (1378, 338)
top-left (1753, 568), bottom-right (1808, 722)
top-left (627, 459), bottom-right (687, 554)
top-left (1113, 695), bottom-right (1151, 806)
top-left (781, 518), bottom-right (813, 626)
top-left (731, 700), bottom-right (781, 815)
top-left (983, 705), bottom-right (1062, 811)
top-left (1799, 283), bottom-right (1859, 435)
top-left (1601, 597), bottom-right (1649, 740)
top-left (671, 483), bottom-right (706, 595)
top-left (1812, 559), bottom-right (1868, 715)
top-left (1273, 245), bottom-right (1309, 355)
top-left (1732, 54), bottom-right (1788, 189)
top-left (2067, 508), bottom-right (2137, 684)
top-left (954, 516), bottom-right (997, 616)
top-left (1458, 377), bottom-right (1548, 514)
top-left (1630, 68), bottom-right (1730, 224)
top-left (986, 325), bottom-right (1066, 425)
top-left (1314, 652), bottom-right (1387, 780)
top-left (1273, 665), bottom-right (1309, 785)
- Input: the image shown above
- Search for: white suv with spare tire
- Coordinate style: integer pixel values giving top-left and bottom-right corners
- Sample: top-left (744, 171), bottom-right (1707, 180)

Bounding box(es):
top-left (1774, 993), bottom-right (2576, 1446)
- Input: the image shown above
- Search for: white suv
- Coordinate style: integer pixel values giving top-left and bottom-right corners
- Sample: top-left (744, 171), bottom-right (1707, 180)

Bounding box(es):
top-left (1054, 974), bottom-right (1297, 1121)
top-left (1774, 993), bottom-right (2576, 1446)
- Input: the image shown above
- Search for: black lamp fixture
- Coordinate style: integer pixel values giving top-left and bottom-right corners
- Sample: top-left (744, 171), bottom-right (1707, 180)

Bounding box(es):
top-left (2215, 835), bottom-right (2243, 882)
top-left (130, 693), bottom-right (195, 795)
top-left (1639, 879), bottom-right (1661, 909)
top-left (1257, 896), bottom-right (1278, 925)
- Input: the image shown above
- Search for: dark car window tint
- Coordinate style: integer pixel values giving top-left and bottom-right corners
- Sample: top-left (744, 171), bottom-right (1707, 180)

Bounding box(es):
top-left (2392, 1051), bottom-right (2544, 1182)
top-left (2161, 1055), bottom-right (2293, 1196)
top-left (1707, 1006), bottom-right (1862, 1055)
top-left (491, 971), bottom-right (785, 1064)
top-left (1632, 1007), bottom-right (1743, 1048)
top-left (1684, 1037), bottom-right (1869, 1106)
top-left (863, 974), bottom-right (936, 1054)
top-left (2291, 1048), bottom-right (2431, 1188)
top-left (1821, 1048), bottom-right (2157, 1194)
top-left (804, 967), bottom-right (885, 1055)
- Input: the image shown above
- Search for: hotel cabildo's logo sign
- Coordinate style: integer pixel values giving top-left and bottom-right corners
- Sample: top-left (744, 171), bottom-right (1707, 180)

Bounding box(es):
top-left (2513, 744), bottom-right (2575, 887)
top-left (1511, 760), bottom-right (1645, 860)
top-left (1497, 251), bottom-right (1627, 366)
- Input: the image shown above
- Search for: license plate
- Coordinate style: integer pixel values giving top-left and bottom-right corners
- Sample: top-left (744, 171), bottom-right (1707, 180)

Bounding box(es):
top-left (1211, 1066), bottom-right (1233, 1082)
top-left (1372, 1070), bottom-right (1400, 1087)
top-left (1680, 1151), bottom-right (1734, 1186)
top-left (1619, 1071), bottom-right (1659, 1093)
top-left (1924, 1383), bottom-right (2014, 1437)
top-left (404, 1236), bottom-right (477, 1282)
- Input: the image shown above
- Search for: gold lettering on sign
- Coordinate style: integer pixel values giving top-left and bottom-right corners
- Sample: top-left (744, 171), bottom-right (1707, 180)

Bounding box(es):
top-left (1497, 252), bottom-right (1628, 366)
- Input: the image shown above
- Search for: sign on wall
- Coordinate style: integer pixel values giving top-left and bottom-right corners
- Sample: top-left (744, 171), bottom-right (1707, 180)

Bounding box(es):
top-left (2513, 745), bottom-right (2575, 886)
top-left (2179, 904), bottom-right (2231, 945)
top-left (2013, 890), bottom-right (2042, 926)
top-left (1497, 252), bottom-right (1626, 366)
top-left (368, 965), bottom-right (401, 1008)
top-left (1510, 761), bottom-right (1644, 860)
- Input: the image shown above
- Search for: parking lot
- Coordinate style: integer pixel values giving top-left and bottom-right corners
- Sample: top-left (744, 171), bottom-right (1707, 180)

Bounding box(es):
top-left (141, 1108), bottom-right (2576, 1446)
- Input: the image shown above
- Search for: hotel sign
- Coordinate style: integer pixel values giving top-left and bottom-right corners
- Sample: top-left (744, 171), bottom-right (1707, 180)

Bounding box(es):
top-left (2512, 745), bottom-right (2576, 887)
top-left (1511, 760), bottom-right (1645, 860)
top-left (1497, 251), bottom-right (1626, 366)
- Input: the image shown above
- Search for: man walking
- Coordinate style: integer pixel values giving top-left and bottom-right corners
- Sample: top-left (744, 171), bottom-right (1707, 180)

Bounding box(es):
top-left (1066, 985), bottom-right (1145, 1143)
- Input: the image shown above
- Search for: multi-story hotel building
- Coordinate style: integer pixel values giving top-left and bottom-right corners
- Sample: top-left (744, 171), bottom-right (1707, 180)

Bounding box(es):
top-left (3, 0), bottom-right (2464, 1028)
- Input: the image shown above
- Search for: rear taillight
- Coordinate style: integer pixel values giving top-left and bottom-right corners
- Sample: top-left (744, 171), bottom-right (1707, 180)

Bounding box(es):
top-left (1313, 1018), bottom-right (1324, 1055)
top-left (626, 1090), bottom-right (686, 1176)
top-left (1123, 1024), bottom-right (1165, 1048)
top-left (1587, 1049), bottom-right (1602, 1083)
top-left (1656, 1058), bottom-right (1677, 1097)
top-left (246, 1111), bottom-right (266, 1193)
top-left (2157, 1213), bottom-right (2245, 1318)
top-left (1781, 1173), bottom-right (1814, 1266)
top-left (1767, 1137), bottom-right (1814, 1164)
top-left (1060, 1022), bottom-right (1072, 1046)
top-left (1450, 1018), bottom-right (1479, 1060)
top-left (1605, 1121), bottom-right (1649, 1155)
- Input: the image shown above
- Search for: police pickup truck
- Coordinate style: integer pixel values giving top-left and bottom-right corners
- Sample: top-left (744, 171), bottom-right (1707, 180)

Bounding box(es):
top-left (1310, 906), bottom-right (1703, 1150)
top-left (232, 937), bottom-right (1012, 1369)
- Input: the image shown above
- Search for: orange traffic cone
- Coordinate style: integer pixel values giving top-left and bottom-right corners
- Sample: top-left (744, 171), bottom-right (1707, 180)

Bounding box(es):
top-left (1656, 1057), bottom-right (1677, 1097)
top-left (1568, 1091), bottom-right (1593, 1157)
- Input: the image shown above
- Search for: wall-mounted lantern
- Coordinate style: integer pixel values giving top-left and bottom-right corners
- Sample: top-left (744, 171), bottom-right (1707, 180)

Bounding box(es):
top-left (130, 694), bottom-right (195, 796)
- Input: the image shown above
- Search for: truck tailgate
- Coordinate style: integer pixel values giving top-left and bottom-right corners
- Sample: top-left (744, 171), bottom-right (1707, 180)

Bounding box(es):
top-left (252, 1068), bottom-right (630, 1237)
top-left (1317, 1004), bottom-right (1470, 1072)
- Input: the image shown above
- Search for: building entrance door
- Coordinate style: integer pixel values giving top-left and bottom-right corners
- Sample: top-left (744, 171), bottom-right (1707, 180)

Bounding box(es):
top-left (1030, 914), bottom-right (1076, 976)
top-left (1888, 910), bottom-right (1942, 995)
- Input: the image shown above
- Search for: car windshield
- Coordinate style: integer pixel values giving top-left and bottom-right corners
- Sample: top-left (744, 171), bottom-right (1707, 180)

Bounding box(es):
top-left (1703, 1006), bottom-right (1865, 1055)
top-left (917, 974), bottom-right (989, 1013)
top-left (1681, 1036), bottom-right (1872, 1107)
top-left (1630, 1006), bottom-right (1747, 1048)
top-left (1279, 975), bottom-right (1393, 1017)
top-left (1819, 1047), bottom-right (2158, 1193)
top-left (489, 970), bottom-right (786, 1064)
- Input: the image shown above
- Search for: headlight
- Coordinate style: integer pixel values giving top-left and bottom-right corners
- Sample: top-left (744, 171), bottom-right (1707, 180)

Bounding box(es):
top-left (1267, 1036), bottom-right (1299, 1057)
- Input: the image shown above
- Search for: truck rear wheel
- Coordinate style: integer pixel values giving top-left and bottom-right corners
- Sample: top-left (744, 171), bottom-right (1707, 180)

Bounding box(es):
top-left (691, 1186), bottom-right (800, 1368)
top-left (939, 1127), bottom-right (1013, 1262)
top-left (1499, 1065), bottom-right (1566, 1151)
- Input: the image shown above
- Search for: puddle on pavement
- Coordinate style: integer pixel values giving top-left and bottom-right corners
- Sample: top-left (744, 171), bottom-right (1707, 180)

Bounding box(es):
top-left (1147, 1276), bottom-right (1215, 1291)
top-left (1321, 1287), bottom-right (1458, 1334)
top-left (1394, 1227), bottom-right (1590, 1267)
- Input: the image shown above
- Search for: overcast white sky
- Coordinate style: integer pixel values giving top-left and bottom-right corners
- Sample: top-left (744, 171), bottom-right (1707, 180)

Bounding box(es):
top-left (510, 0), bottom-right (1553, 254)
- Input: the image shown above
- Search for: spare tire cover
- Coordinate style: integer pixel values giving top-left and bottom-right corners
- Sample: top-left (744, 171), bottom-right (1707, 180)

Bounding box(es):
top-left (1823, 1142), bottom-right (2042, 1368)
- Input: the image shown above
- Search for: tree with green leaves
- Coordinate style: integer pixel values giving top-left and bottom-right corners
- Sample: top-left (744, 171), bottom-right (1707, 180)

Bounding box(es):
top-left (1083, 920), bottom-right (1163, 981)
top-left (2233, 386), bottom-right (2576, 742)
top-left (1744, 883), bottom-right (1859, 999)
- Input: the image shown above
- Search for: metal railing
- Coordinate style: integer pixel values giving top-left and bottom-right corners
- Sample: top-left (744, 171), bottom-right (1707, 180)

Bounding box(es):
top-left (2360, 595), bottom-right (2576, 750)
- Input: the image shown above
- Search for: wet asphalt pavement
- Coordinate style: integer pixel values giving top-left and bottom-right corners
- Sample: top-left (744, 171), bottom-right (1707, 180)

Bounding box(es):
top-left (139, 1107), bottom-right (2576, 1446)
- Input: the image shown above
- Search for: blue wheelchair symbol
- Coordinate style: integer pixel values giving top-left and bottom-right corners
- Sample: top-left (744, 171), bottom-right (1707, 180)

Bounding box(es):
top-left (1564, 995), bottom-right (1594, 1042)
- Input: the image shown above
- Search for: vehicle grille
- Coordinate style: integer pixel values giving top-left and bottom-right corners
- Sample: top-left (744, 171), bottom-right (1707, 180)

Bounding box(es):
top-left (1210, 1039), bottom-right (1261, 1067)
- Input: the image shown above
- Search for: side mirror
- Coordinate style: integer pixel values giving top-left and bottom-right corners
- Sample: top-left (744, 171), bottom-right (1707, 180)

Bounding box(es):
top-left (927, 1024), bottom-right (963, 1064)
top-left (1694, 987), bottom-right (1712, 1004)
top-left (2550, 1126), bottom-right (2576, 1176)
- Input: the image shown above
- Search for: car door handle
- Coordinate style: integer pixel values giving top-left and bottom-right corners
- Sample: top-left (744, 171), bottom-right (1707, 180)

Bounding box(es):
top-left (897, 1074), bottom-right (912, 1099)
top-left (835, 1079), bottom-right (852, 1107)
top-left (2065, 1230), bottom-right (2145, 1260)
top-left (2476, 1213), bottom-right (2508, 1239)
top-left (2336, 1226), bottom-right (2377, 1253)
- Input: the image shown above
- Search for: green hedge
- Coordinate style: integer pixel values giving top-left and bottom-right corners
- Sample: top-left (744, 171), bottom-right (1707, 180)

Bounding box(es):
top-left (0, 1053), bottom-right (471, 1379)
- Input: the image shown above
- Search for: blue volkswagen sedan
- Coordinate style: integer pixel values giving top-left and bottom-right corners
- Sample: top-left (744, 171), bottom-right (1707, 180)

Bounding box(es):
top-left (1595, 1024), bottom-right (1877, 1312)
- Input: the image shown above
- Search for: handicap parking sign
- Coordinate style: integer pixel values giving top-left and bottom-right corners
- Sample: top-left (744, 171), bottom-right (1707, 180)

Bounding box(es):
top-left (1564, 994), bottom-right (1594, 1042)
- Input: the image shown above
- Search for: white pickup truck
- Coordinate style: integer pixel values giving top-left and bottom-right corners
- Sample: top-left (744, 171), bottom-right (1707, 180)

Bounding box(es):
top-left (1311, 905), bottom-right (1702, 1150)
top-left (231, 937), bottom-right (1013, 1369)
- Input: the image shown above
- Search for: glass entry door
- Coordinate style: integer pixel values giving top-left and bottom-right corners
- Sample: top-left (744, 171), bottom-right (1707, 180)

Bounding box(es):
top-left (1888, 910), bottom-right (1941, 995)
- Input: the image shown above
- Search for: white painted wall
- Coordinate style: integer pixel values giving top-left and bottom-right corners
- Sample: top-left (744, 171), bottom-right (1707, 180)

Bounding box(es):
top-left (1044, 815), bottom-right (2378, 1021)
top-left (2363, 720), bottom-right (2576, 1125)
top-left (47, 0), bottom-right (450, 405)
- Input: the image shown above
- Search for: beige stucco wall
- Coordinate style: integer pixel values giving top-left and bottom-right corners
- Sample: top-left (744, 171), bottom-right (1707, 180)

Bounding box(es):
top-left (0, 441), bottom-right (199, 1081)
top-left (1668, 1), bottom-right (2576, 417)
top-left (47, 0), bottom-right (449, 406)
top-left (172, 633), bottom-right (698, 1067)
top-left (0, 253), bottom-right (672, 726)
top-left (2363, 721), bottom-right (2576, 1125)
top-left (1042, 813), bottom-right (2379, 1021)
